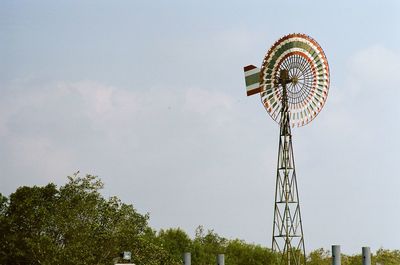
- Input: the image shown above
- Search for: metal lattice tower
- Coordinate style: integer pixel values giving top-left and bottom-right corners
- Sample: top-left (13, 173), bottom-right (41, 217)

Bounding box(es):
top-left (271, 70), bottom-right (305, 265)
top-left (243, 34), bottom-right (330, 265)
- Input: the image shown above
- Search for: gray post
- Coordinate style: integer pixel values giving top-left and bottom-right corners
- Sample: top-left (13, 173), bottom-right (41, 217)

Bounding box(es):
top-left (332, 245), bottom-right (341, 265)
top-left (362, 247), bottom-right (371, 265)
top-left (183, 252), bottom-right (191, 265)
top-left (217, 254), bottom-right (225, 265)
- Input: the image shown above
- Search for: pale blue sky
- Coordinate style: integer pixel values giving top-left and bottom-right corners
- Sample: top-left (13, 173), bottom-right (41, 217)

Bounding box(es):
top-left (1, 0), bottom-right (399, 254)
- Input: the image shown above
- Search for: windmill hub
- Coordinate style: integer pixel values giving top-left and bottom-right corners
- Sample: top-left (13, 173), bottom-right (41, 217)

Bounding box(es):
top-left (291, 76), bottom-right (299, 85)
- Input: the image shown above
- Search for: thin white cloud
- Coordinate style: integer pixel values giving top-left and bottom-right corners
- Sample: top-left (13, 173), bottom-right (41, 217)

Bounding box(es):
top-left (184, 87), bottom-right (234, 115)
top-left (349, 45), bottom-right (400, 85)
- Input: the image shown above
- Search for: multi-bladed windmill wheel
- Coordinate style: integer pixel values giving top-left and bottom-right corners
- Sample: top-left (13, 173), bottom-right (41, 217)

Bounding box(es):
top-left (245, 33), bottom-right (330, 127)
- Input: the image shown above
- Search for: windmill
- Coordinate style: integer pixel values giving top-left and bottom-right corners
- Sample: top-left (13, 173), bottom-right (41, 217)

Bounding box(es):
top-left (243, 34), bottom-right (330, 265)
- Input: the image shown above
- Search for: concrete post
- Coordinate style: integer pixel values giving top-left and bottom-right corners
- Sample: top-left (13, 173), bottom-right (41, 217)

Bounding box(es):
top-left (332, 245), bottom-right (341, 265)
top-left (183, 252), bottom-right (191, 265)
top-left (217, 254), bottom-right (225, 265)
top-left (362, 247), bottom-right (371, 265)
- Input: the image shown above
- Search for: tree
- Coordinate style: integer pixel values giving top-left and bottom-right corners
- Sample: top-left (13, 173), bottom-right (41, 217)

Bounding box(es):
top-left (0, 174), bottom-right (174, 265)
top-left (307, 248), bottom-right (330, 265)
top-left (374, 248), bottom-right (400, 265)
top-left (190, 226), bottom-right (278, 265)
top-left (341, 254), bottom-right (362, 265)
top-left (157, 228), bottom-right (192, 263)
top-left (225, 239), bottom-right (278, 265)
top-left (191, 226), bottom-right (227, 265)
top-left (1, 183), bottom-right (60, 264)
top-left (0, 193), bottom-right (10, 261)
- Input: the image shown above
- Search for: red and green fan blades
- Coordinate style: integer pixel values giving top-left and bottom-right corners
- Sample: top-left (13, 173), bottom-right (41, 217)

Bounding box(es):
top-left (260, 33), bottom-right (330, 127)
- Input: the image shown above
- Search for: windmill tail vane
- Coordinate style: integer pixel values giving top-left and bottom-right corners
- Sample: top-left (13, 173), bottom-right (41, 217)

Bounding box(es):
top-left (244, 65), bottom-right (262, 96)
top-left (243, 33), bottom-right (330, 265)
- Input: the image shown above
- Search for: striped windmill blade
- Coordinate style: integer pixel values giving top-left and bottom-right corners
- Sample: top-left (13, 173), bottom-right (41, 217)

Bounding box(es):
top-left (244, 65), bottom-right (262, 96)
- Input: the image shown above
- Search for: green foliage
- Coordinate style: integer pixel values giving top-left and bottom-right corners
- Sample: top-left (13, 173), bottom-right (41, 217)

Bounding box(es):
top-left (0, 174), bottom-right (174, 265)
top-left (305, 248), bottom-right (400, 265)
top-left (3, 183), bottom-right (59, 265)
top-left (158, 226), bottom-right (278, 265)
top-left (307, 248), bottom-right (330, 265)
top-left (374, 248), bottom-right (400, 265)
top-left (341, 254), bottom-right (362, 265)
top-left (1, 175), bottom-right (399, 265)
top-left (192, 226), bottom-right (227, 265)
top-left (158, 228), bottom-right (192, 263)
top-left (225, 239), bottom-right (277, 265)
